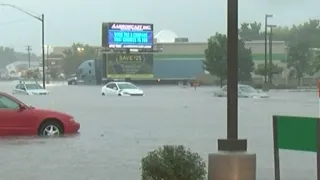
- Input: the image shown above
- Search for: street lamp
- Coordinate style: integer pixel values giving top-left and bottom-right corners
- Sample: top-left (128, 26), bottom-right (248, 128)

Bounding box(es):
top-left (0, 4), bottom-right (46, 89)
top-left (267, 25), bottom-right (277, 84)
top-left (265, 14), bottom-right (273, 84)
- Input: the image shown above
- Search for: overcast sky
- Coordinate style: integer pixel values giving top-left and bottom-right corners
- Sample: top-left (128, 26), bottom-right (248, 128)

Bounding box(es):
top-left (0, 0), bottom-right (319, 54)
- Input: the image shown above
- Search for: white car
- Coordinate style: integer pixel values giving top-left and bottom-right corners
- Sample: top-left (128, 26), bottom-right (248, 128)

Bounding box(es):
top-left (101, 82), bottom-right (144, 96)
top-left (214, 84), bottom-right (269, 98)
top-left (12, 82), bottom-right (49, 95)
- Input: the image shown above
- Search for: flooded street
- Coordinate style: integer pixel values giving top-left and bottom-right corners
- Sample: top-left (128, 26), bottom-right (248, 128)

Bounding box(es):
top-left (0, 82), bottom-right (318, 180)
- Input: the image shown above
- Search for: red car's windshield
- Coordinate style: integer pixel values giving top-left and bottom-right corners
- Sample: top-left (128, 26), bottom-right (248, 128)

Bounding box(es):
top-left (0, 93), bottom-right (30, 109)
top-left (0, 95), bottom-right (20, 109)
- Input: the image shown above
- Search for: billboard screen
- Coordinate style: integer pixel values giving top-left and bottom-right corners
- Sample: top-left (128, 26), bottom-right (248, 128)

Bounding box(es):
top-left (106, 53), bottom-right (153, 79)
top-left (105, 22), bottom-right (153, 49)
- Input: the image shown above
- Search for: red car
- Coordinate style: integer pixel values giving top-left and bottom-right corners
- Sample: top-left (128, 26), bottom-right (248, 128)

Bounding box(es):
top-left (0, 92), bottom-right (80, 137)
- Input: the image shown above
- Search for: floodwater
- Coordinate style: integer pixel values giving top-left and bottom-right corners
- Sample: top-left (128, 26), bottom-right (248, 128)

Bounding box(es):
top-left (0, 82), bottom-right (318, 180)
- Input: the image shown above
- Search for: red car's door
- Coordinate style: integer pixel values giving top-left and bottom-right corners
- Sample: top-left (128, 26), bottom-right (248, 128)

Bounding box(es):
top-left (0, 95), bottom-right (37, 136)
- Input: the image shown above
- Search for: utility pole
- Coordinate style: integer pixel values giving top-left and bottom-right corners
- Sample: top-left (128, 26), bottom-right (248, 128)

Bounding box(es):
top-left (268, 32), bottom-right (272, 84)
top-left (26, 45), bottom-right (32, 68)
top-left (268, 25), bottom-right (276, 84)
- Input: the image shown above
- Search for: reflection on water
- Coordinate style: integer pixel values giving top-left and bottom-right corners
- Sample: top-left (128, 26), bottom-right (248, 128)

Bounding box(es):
top-left (0, 84), bottom-right (318, 180)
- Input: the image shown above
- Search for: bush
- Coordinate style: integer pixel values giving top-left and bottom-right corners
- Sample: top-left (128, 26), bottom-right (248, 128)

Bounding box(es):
top-left (141, 145), bottom-right (206, 180)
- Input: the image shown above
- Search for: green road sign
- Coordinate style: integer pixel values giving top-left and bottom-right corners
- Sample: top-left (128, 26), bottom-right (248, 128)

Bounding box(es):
top-left (273, 115), bottom-right (320, 180)
top-left (275, 116), bottom-right (318, 152)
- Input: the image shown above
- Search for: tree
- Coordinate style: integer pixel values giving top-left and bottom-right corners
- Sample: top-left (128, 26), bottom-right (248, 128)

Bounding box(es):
top-left (277, 20), bottom-right (320, 80)
top-left (287, 19), bottom-right (320, 78)
top-left (25, 70), bottom-right (34, 79)
top-left (33, 68), bottom-right (40, 79)
top-left (61, 43), bottom-right (97, 75)
top-left (48, 67), bottom-right (59, 80)
top-left (241, 19), bottom-right (320, 82)
top-left (141, 145), bottom-right (206, 180)
top-left (204, 33), bottom-right (254, 87)
top-left (310, 50), bottom-right (320, 74)
top-left (0, 46), bottom-right (17, 68)
top-left (203, 33), bottom-right (227, 87)
top-left (286, 41), bottom-right (312, 85)
top-left (290, 19), bottom-right (320, 48)
top-left (240, 19), bottom-right (320, 47)
top-left (239, 21), bottom-right (263, 41)
top-left (238, 39), bottom-right (255, 82)
top-left (272, 26), bottom-right (292, 42)
top-left (254, 63), bottom-right (283, 77)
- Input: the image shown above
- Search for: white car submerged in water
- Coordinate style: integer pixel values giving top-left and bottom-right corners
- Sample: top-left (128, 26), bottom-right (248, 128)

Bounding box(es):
top-left (12, 81), bottom-right (49, 95)
top-left (214, 84), bottom-right (268, 98)
top-left (101, 82), bottom-right (144, 96)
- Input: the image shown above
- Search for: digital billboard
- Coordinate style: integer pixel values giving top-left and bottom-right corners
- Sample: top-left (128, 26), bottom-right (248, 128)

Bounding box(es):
top-left (106, 53), bottom-right (153, 78)
top-left (103, 22), bottom-right (153, 49)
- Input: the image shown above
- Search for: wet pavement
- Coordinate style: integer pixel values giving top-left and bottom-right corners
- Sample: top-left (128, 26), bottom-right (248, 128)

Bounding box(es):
top-left (0, 82), bottom-right (318, 180)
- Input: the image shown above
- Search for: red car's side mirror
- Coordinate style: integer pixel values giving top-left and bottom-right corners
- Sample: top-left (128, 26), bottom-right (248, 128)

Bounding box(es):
top-left (19, 104), bottom-right (26, 111)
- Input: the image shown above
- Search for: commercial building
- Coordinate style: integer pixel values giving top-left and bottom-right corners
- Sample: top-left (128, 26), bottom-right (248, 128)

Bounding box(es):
top-left (52, 40), bottom-right (286, 80)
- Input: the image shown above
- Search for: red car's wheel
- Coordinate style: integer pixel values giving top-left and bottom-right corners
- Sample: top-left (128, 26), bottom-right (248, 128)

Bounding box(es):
top-left (39, 121), bottom-right (63, 137)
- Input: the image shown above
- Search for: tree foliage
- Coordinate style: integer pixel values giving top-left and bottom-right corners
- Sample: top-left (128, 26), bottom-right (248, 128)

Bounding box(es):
top-left (203, 33), bottom-right (227, 86)
top-left (311, 51), bottom-right (320, 74)
top-left (286, 42), bottom-right (312, 84)
top-left (203, 33), bottom-right (254, 86)
top-left (61, 43), bottom-right (97, 75)
top-left (254, 63), bottom-right (283, 76)
top-left (141, 145), bottom-right (206, 180)
top-left (271, 26), bottom-right (292, 42)
top-left (289, 19), bottom-right (320, 47)
top-left (239, 19), bottom-right (320, 82)
top-left (0, 46), bottom-right (39, 70)
top-left (238, 19), bottom-right (320, 47)
top-left (238, 40), bottom-right (255, 82)
top-left (239, 22), bottom-right (263, 41)
top-left (0, 47), bottom-right (17, 68)
top-left (48, 67), bottom-right (59, 80)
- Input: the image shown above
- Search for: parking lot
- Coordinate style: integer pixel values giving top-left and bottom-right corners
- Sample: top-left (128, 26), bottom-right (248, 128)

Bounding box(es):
top-left (0, 82), bottom-right (318, 180)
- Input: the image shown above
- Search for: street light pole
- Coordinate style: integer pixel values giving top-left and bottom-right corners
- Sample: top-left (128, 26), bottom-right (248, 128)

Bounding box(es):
top-left (0, 4), bottom-right (46, 89)
top-left (267, 25), bottom-right (276, 84)
top-left (41, 14), bottom-right (45, 88)
top-left (208, 0), bottom-right (256, 179)
top-left (216, 0), bottom-right (247, 152)
top-left (264, 14), bottom-right (273, 84)
top-left (226, 0), bottom-right (239, 141)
